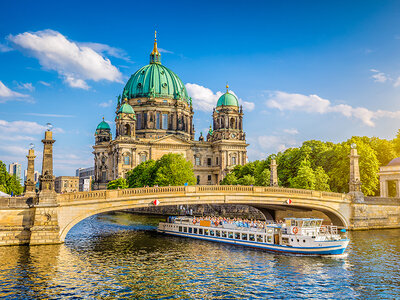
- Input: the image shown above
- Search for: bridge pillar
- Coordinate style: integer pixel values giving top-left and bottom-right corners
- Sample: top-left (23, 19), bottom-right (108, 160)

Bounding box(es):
top-left (30, 129), bottom-right (61, 245)
top-left (270, 159), bottom-right (278, 187)
top-left (24, 148), bottom-right (36, 197)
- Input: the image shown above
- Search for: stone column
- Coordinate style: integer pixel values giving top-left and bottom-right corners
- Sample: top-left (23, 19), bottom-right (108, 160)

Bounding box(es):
top-left (349, 145), bottom-right (362, 192)
top-left (396, 180), bottom-right (400, 198)
top-left (380, 179), bottom-right (388, 197)
top-left (38, 130), bottom-right (56, 202)
top-left (270, 159), bottom-right (278, 187)
top-left (31, 129), bottom-right (61, 245)
top-left (24, 148), bottom-right (36, 196)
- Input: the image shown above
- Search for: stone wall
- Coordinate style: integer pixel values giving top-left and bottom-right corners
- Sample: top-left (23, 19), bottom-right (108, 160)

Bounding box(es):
top-left (351, 197), bottom-right (400, 230)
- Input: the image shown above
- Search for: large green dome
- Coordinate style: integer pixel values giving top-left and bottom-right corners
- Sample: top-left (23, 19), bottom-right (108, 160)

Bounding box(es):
top-left (217, 89), bottom-right (239, 107)
top-left (122, 35), bottom-right (189, 103)
top-left (122, 63), bottom-right (189, 102)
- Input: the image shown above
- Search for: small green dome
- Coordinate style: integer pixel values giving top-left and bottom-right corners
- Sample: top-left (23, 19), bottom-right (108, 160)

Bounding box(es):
top-left (96, 120), bottom-right (110, 131)
top-left (118, 102), bottom-right (135, 115)
top-left (217, 92), bottom-right (239, 107)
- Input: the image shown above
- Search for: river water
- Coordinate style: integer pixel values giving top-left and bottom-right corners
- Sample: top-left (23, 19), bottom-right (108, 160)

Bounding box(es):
top-left (0, 212), bottom-right (399, 299)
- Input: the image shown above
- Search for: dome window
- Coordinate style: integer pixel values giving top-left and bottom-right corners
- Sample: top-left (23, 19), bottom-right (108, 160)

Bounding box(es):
top-left (137, 83), bottom-right (142, 88)
top-left (160, 70), bottom-right (165, 75)
top-left (141, 70), bottom-right (145, 74)
top-left (162, 83), bottom-right (167, 88)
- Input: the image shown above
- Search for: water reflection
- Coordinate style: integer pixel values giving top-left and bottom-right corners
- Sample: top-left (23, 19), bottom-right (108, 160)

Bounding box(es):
top-left (0, 212), bottom-right (399, 299)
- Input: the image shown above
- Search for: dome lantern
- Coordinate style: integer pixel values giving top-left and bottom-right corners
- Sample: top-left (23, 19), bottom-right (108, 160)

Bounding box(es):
top-left (150, 31), bottom-right (161, 64)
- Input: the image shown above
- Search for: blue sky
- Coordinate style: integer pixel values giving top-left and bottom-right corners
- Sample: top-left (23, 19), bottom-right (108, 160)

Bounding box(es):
top-left (1, 0), bottom-right (400, 176)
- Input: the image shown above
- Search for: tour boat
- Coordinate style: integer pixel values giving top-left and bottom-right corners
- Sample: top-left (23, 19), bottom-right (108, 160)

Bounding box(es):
top-left (157, 217), bottom-right (350, 255)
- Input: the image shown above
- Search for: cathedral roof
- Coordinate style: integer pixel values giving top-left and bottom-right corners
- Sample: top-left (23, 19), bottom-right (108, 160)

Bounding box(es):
top-left (122, 32), bottom-right (189, 103)
top-left (117, 101), bottom-right (135, 115)
top-left (217, 85), bottom-right (239, 107)
top-left (387, 157), bottom-right (400, 166)
top-left (96, 118), bottom-right (110, 131)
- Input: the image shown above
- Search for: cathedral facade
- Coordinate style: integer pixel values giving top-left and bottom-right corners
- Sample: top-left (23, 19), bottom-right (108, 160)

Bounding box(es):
top-left (93, 34), bottom-right (248, 189)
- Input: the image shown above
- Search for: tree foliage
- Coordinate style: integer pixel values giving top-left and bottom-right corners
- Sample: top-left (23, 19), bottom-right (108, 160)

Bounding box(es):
top-left (125, 153), bottom-right (195, 188)
top-left (0, 161), bottom-right (23, 195)
top-left (107, 178), bottom-right (129, 190)
top-left (221, 133), bottom-right (398, 195)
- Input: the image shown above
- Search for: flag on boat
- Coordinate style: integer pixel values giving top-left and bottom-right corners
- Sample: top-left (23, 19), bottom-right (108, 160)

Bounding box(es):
top-left (153, 199), bottom-right (160, 206)
top-left (286, 199), bottom-right (292, 204)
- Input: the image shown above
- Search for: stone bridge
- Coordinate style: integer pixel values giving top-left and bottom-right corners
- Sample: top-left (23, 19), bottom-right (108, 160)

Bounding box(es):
top-left (2, 184), bottom-right (399, 247)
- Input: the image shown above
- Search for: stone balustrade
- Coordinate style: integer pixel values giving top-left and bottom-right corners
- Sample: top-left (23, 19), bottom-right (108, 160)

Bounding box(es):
top-left (57, 185), bottom-right (346, 203)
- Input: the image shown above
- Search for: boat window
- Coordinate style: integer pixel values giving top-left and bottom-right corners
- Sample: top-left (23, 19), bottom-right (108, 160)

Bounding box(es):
top-left (199, 229), bottom-right (203, 235)
top-left (297, 239), bottom-right (299, 242)
top-left (222, 231), bottom-right (227, 238)
top-left (194, 228), bottom-right (197, 234)
top-left (257, 235), bottom-right (263, 243)
top-left (267, 229), bottom-right (273, 234)
top-left (216, 230), bottom-right (221, 237)
top-left (179, 226), bottom-right (182, 232)
top-left (235, 232), bottom-right (240, 239)
top-left (249, 234), bottom-right (255, 241)
top-left (210, 230), bottom-right (214, 236)
top-left (242, 233), bottom-right (247, 240)
top-left (228, 232), bottom-right (233, 238)
top-left (291, 239), bottom-right (293, 242)
top-left (311, 221), bottom-right (316, 227)
top-left (303, 240), bottom-right (306, 243)
top-left (188, 227), bottom-right (192, 233)
top-left (205, 229), bottom-right (209, 235)
top-left (291, 220), bottom-right (296, 226)
top-left (267, 236), bottom-right (272, 243)
top-left (183, 227), bottom-right (187, 233)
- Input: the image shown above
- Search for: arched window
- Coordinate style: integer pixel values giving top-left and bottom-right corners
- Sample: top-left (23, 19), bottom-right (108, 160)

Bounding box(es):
top-left (140, 153), bottom-right (147, 163)
top-left (197, 175), bottom-right (200, 185)
top-left (195, 156), bottom-right (201, 166)
top-left (230, 118), bottom-right (235, 129)
top-left (125, 124), bottom-right (131, 136)
top-left (124, 155), bottom-right (130, 165)
top-left (232, 156), bottom-right (237, 165)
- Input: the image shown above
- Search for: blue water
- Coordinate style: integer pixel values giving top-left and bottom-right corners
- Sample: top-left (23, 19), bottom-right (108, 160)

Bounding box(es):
top-left (0, 212), bottom-right (399, 299)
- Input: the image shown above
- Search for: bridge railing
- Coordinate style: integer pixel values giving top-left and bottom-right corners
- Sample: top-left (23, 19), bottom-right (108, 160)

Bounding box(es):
top-left (0, 197), bottom-right (32, 208)
top-left (57, 185), bottom-right (346, 203)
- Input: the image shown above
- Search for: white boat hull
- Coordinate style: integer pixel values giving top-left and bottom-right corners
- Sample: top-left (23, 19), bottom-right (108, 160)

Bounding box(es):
top-left (157, 226), bottom-right (349, 255)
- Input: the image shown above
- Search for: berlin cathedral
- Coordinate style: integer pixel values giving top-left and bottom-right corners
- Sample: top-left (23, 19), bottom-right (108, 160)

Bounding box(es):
top-left (93, 34), bottom-right (248, 189)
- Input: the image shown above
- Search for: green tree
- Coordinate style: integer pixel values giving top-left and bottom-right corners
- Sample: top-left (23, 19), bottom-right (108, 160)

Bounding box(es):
top-left (370, 137), bottom-right (396, 166)
top-left (314, 166), bottom-right (330, 191)
top-left (107, 178), bottom-right (129, 190)
top-left (237, 174), bottom-right (255, 185)
top-left (154, 153), bottom-right (196, 186)
top-left (220, 173), bottom-right (238, 185)
top-left (126, 160), bottom-right (157, 188)
top-left (0, 161), bottom-right (23, 195)
top-left (255, 168), bottom-right (270, 186)
top-left (289, 159), bottom-right (316, 190)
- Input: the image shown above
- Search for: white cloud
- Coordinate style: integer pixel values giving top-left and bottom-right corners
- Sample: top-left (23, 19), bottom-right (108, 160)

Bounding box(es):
top-left (370, 69), bottom-right (389, 83)
top-left (0, 135), bottom-right (35, 141)
top-left (158, 48), bottom-right (174, 54)
top-left (39, 81), bottom-right (51, 86)
top-left (258, 135), bottom-right (297, 153)
top-left (99, 100), bottom-right (113, 108)
top-left (185, 83), bottom-right (255, 112)
top-left (266, 90), bottom-right (400, 127)
top-left (16, 82), bottom-right (34, 91)
top-left (0, 81), bottom-right (29, 102)
top-left (24, 113), bottom-right (75, 118)
top-left (78, 42), bottom-right (131, 62)
top-left (283, 128), bottom-right (299, 135)
top-left (0, 119), bottom-right (64, 134)
top-left (8, 30), bottom-right (123, 89)
top-left (0, 43), bottom-right (12, 52)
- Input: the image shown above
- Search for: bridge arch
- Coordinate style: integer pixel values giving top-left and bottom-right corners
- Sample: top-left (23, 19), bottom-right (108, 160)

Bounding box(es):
top-left (57, 186), bottom-right (351, 242)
